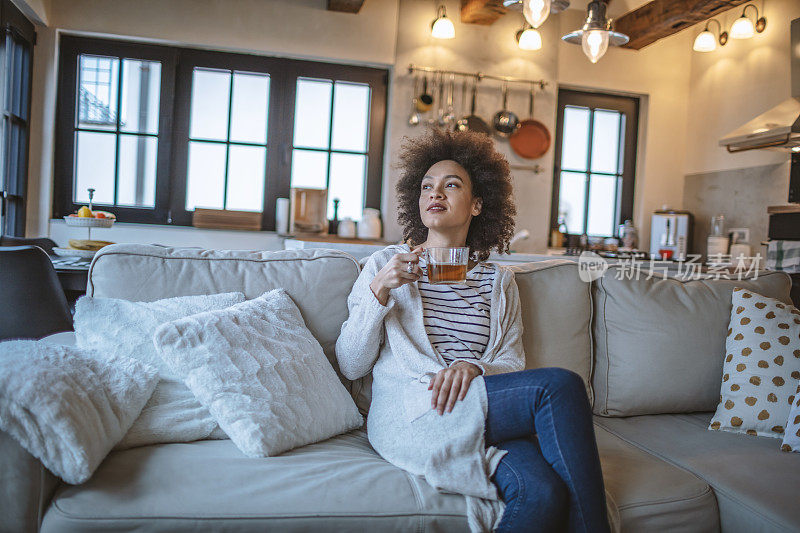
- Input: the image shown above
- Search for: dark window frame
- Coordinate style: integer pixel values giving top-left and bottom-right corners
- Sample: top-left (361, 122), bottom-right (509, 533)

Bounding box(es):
top-left (0, 0), bottom-right (35, 237)
top-left (549, 88), bottom-right (639, 240)
top-left (54, 35), bottom-right (388, 231)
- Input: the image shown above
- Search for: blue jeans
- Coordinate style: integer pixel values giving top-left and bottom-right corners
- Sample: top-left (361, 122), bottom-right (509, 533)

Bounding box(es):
top-left (484, 368), bottom-right (609, 533)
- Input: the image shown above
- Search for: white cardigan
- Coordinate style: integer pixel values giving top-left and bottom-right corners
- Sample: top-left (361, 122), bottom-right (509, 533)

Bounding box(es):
top-left (335, 244), bottom-right (526, 532)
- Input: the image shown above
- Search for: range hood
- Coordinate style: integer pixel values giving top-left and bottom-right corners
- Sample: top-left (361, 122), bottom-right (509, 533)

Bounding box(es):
top-left (719, 18), bottom-right (800, 153)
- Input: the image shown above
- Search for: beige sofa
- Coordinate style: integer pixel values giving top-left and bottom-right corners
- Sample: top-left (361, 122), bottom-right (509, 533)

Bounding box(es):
top-left (1, 244), bottom-right (798, 532)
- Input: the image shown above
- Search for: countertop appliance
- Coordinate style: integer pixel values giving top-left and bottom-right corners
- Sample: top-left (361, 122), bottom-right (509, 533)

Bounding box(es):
top-left (649, 210), bottom-right (693, 260)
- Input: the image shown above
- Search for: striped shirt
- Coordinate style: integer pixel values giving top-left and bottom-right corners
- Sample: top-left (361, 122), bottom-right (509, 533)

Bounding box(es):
top-left (417, 255), bottom-right (495, 365)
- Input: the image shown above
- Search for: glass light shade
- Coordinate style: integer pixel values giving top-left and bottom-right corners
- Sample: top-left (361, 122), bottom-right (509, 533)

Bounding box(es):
top-left (523, 0), bottom-right (551, 29)
top-left (730, 15), bottom-right (755, 39)
top-left (431, 15), bottom-right (455, 39)
top-left (517, 28), bottom-right (543, 50)
top-left (693, 30), bottom-right (717, 52)
top-left (581, 30), bottom-right (609, 63)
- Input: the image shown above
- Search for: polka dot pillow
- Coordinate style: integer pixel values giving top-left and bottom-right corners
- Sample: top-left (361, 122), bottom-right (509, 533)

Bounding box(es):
top-left (709, 288), bottom-right (800, 438)
top-left (782, 382), bottom-right (800, 452)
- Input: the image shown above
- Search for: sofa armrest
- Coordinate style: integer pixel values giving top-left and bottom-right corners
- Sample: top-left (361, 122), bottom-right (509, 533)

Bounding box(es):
top-left (0, 430), bottom-right (59, 533)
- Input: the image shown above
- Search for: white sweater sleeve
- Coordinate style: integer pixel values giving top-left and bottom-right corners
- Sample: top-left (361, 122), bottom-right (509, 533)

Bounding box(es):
top-left (335, 253), bottom-right (396, 380)
top-left (465, 274), bottom-right (526, 376)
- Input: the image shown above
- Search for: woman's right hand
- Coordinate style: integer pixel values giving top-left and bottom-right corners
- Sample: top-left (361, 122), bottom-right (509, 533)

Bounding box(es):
top-left (369, 245), bottom-right (424, 306)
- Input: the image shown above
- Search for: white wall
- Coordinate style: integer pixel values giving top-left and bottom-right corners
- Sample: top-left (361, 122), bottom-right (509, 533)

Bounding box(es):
top-left (684, 0), bottom-right (799, 174)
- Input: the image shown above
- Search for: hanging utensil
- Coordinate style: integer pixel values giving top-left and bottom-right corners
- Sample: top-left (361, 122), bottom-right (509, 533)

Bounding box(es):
top-left (510, 83), bottom-right (551, 158)
top-left (437, 72), bottom-right (447, 126)
top-left (493, 81), bottom-right (520, 138)
top-left (416, 74), bottom-right (433, 113)
top-left (455, 78), bottom-right (469, 131)
top-left (443, 74), bottom-right (456, 125)
top-left (409, 75), bottom-right (421, 126)
top-left (464, 77), bottom-right (492, 135)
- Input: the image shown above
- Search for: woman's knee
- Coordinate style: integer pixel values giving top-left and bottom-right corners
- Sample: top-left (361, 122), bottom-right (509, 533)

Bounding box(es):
top-left (536, 367), bottom-right (585, 396)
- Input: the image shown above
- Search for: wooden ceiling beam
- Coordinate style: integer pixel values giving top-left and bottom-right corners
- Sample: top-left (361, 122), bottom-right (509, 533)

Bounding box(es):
top-left (460, 0), bottom-right (508, 25)
top-left (614, 0), bottom-right (748, 50)
top-left (327, 0), bottom-right (365, 13)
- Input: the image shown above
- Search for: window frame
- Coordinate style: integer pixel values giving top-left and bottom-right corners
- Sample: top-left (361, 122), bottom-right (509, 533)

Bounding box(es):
top-left (0, 0), bottom-right (35, 237)
top-left (54, 35), bottom-right (389, 231)
top-left (549, 88), bottom-right (639, 239)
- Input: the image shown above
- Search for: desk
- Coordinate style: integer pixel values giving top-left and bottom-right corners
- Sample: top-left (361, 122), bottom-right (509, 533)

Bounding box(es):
top-left (50, 256), bottom-right (90, 308)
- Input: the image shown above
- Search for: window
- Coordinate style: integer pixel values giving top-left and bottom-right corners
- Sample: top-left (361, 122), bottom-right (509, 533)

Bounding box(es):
top-left (0, 0), bottom-right (35, 237)
top-left (55, 36), bottom-right (388, 230)
top-left (549, 89), bottom-right (639, 239)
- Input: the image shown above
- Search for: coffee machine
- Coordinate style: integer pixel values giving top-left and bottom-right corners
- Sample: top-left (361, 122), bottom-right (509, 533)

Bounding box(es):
top-left (649, 209), bottom-right (693, 260)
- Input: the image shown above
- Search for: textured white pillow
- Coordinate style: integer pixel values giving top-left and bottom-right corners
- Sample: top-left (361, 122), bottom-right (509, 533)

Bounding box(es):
top-left (781, 381), bottom-right (800, 453)
top-left (709, 288), bottom-right (800, 438)
top-left (74, 292), bottom-right (245, 448)
top-left (0, 340), bottom-right (158, 484)
top-left (154, 288), bottom-right (363, 457)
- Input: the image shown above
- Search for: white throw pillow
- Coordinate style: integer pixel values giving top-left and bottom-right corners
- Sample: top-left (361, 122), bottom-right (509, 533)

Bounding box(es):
top-left (0, 340), bottom-right (158, 484)
top-left (709, 288), bottom-right (800, 438)
top-left (154, 288), bottom-right (363, 457)
top-left (781, 381), bottom-right (800, 453)
top-left (74, 292), bottom-right (245, 448)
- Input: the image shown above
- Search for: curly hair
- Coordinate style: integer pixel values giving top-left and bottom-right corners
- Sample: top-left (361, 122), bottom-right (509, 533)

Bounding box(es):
top-left (395, 128), bottom-right (516, 262)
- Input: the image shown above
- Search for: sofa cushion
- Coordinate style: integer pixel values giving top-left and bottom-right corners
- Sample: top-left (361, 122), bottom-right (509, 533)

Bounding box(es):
top-left (595, 412), bottom-right (800, 532)
top-left (511, 260), bottom-right (594, 401)
top-left (88, 244), bottom-right (360, 381)
top-left (592, 268), bottom-right (792, 416)
top-left (594, 423), bottom-right (718, 532)
top-left (41, 430), bottom-right (469, 532)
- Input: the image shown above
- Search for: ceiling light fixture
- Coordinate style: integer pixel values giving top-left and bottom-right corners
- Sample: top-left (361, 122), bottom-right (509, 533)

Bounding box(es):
top-left (693, 19), bottom-right (727, 52)
top-left (516, 22), bottom-right (543, 50)
top-left (561, 0), bottom-right (629, 64)
top-left (431, 4), bottom-right (455, 40)
top-left (730, 4), bottom-right (767, 40)
top-left (523, 0), bottom-right (551, 29)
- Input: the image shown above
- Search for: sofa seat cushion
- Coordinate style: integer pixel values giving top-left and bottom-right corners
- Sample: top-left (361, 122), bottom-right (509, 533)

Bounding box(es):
top-left (594, 423), bottom-right (719, 532)
top-left (41, 430), bottom-right (468, 532)
top-left (595, 412), bottom-right (800, 533)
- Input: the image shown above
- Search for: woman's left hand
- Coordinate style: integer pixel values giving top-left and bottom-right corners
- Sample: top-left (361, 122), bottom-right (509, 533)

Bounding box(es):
top-left (429, 361), bottom-right (482, 415)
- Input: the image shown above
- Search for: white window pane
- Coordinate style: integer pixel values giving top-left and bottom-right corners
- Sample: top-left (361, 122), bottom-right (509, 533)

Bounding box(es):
top-left (590, 110), bottom-right (621, 174)
top-left (117, 134), bottom-right (157, 208)
top-left (226, 145), bottom-right (266, 212)
top-left (74, 131), bottom-right (116, 204)
top-left (120, 59), bottom-right (161, 135)
top-left (185, 141), bottom-right (226, 210)
top-left (293, 79), bottom-right (332, 149)
top-left (328, 153), bottom-right (366, 220)
top-left (586, 174), bottom-right (617, 237)
top-left (561, 106), bottom-right (589, 171)
top-left (331, 82), bottom-right (370, 152)
top-left (230, 71), bottom-right (269, 144)
top-left (189, 68), bottom-right (231, 141)
top-left (77, 55), bottom-right (119, 130)
top-left (290, 149), bottom-right (328, 189)
top-left (557, 171), bottom-right (586, 234)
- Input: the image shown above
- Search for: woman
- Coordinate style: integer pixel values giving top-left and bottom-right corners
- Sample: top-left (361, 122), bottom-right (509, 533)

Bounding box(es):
top-left (335, 129), bottom-right (609, 533)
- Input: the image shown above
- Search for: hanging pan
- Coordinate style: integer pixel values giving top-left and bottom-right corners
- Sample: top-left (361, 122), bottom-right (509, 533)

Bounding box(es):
top-left (493, 81), bottom-right (519, 138)
top-left (509, 84), bottom-right (551, 159)
top-left (463, 77), bottom-right (492, 135)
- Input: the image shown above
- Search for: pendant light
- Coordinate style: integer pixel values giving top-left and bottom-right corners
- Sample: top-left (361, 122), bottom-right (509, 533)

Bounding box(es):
top-left (431, 4), bottom-right (455, 40)
top-left (516, 22), bottom-right (543, 50)
top-left (502, 0), bottom-right (552, 29)
top-left (730, 4), bottom-right (767, 40)
top-left (692, 19), bottom-right (727, 52)
top-left (561, 0), bottom-right (629, 64)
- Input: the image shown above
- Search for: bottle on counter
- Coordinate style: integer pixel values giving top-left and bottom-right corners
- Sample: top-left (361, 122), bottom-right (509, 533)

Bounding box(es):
top-left (619, 219), bottom-right (638, 250)
top-left (328, 198), bottom-right (340, 235)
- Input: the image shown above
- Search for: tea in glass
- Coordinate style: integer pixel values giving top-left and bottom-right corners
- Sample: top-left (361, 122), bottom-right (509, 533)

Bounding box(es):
top-left (425, 247), bottom-right (469, 284)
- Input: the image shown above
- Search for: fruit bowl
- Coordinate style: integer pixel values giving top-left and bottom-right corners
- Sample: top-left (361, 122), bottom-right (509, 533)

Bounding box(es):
top-left (63, 216), bottom-right (115, 228)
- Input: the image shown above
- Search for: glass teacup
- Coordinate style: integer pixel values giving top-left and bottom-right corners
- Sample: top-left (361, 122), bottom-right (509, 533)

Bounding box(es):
top-left (425, 247), bottom-right (469, 284)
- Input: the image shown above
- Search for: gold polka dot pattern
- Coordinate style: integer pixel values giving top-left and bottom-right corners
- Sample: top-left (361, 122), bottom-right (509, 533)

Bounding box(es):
top-left (709, 288), bottom-right (800, 442)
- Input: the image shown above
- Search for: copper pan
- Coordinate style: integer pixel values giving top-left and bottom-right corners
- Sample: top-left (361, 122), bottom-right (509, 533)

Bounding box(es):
top-left (509, 84), bottom-right (550, 159)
